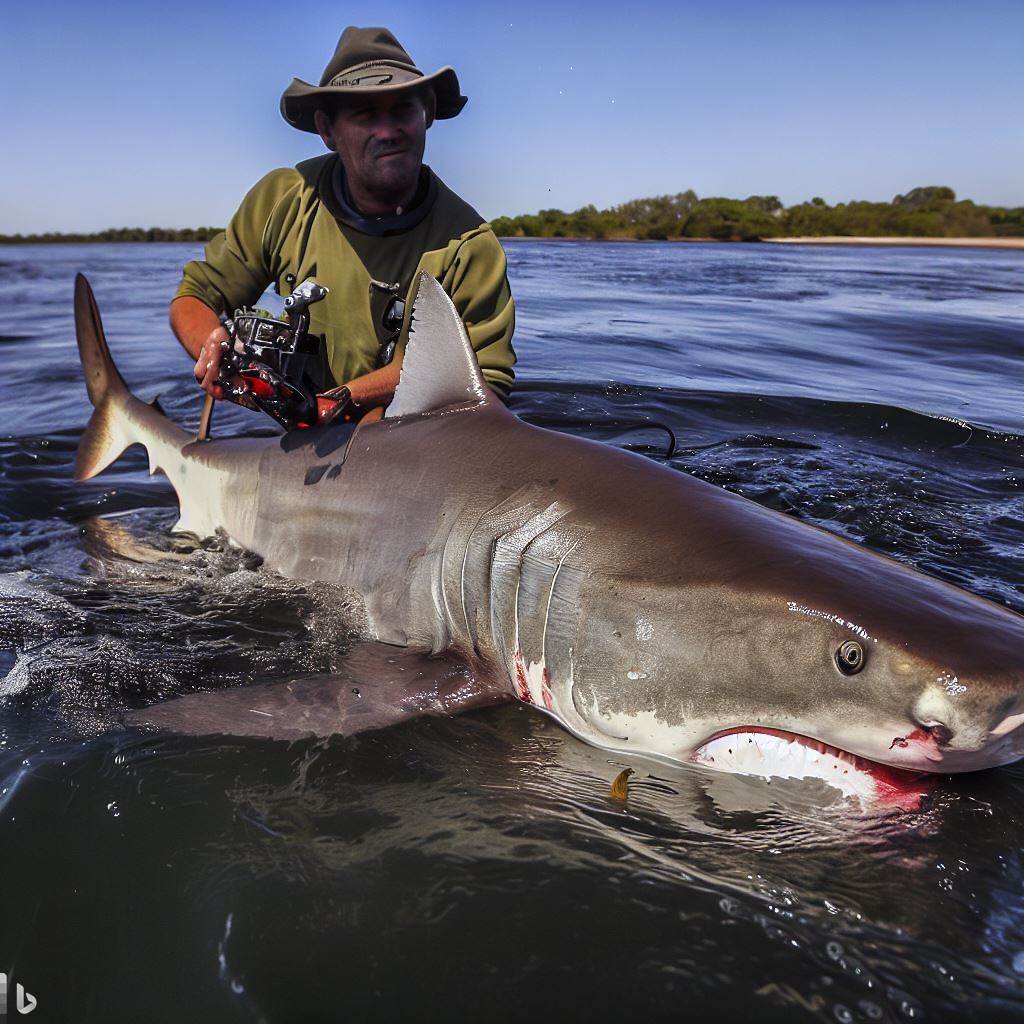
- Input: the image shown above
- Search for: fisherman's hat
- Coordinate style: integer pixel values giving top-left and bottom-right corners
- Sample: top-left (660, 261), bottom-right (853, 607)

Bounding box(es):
top-left (280, 26), bottom-right (467, 133)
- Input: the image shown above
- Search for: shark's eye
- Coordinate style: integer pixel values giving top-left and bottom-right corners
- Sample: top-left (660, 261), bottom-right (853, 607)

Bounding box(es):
top-left (836, 640), bottom-right (865, 675)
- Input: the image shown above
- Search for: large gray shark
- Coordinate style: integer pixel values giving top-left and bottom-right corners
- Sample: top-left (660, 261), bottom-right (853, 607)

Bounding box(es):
top-left (73, 272), bottom-right (1024, 802)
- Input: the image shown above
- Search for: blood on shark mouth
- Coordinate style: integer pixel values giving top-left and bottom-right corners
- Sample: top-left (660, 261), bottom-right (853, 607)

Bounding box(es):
top-left (691, 726), bottom-right (933, 808)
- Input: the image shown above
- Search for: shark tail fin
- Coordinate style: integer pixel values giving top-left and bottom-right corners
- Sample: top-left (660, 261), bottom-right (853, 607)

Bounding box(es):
top-left (75, 272), bottom-right (129, 407)
top-left (75, 395), bottom-right (135, 482)
top-left (73, 273), bottom-right (180, 481)
top-left (74, 273), bottom-right (136, 481)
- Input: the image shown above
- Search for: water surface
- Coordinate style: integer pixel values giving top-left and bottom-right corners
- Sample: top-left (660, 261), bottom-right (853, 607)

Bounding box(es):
top-left (0, 240), bottom-right (1022, 1022)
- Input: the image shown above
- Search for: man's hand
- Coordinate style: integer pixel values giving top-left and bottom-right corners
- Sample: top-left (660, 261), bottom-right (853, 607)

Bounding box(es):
top-left (194, 325), bottom-right (229, 399)
top-left (171, 296), bottom-right (232, 399)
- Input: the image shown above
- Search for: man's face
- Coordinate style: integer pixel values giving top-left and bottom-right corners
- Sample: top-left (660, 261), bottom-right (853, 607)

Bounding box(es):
top-left (321, 92), bottom-right (430, 202)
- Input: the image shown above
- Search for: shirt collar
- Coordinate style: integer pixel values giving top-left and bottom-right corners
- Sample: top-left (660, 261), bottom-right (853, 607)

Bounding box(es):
top-left (324, 157), bottom-right (436, 236)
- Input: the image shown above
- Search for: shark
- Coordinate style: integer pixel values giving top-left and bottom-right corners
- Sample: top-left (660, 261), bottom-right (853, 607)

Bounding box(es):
top-left (72, 272), bottom-right (1024, 803)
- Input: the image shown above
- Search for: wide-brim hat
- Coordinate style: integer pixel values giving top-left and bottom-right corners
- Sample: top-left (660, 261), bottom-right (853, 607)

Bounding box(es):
top-left (281, 26), bottom-right (467, 134)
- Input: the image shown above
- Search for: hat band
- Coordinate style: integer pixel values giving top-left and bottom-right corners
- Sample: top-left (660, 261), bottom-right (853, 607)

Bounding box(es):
top-left (326, 60), bottom-right (422, 89)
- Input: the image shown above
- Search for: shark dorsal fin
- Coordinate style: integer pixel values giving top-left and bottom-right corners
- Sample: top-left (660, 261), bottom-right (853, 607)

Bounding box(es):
top-left (387, 272), bottom-right (490, 418)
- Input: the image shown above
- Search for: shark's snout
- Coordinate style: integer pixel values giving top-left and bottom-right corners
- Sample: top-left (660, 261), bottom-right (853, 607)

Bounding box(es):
top-left (882, 678), bottom-right (1024, 772)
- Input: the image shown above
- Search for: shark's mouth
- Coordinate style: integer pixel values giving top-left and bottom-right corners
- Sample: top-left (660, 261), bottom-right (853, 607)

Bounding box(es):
top-left (691, 726), bottom-right (932, 808)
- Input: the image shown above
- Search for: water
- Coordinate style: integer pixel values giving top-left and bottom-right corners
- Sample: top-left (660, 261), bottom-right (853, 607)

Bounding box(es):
top-left (0, 240), bottom-right (1022, 1022)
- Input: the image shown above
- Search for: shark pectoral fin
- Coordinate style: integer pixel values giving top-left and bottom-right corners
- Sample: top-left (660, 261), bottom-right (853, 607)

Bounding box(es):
top-left (126, 674), bottom-right (400, 740)
top-left (126, 642), bottom-right (508, 740)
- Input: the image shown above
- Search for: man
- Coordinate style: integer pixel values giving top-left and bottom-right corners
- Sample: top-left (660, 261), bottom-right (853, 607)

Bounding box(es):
top-left (171, 26), bottom-right (516, 423)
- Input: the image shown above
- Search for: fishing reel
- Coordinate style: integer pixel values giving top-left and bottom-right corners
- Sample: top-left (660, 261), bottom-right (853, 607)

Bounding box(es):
top-left (215, 279), bottom-right (328, 430)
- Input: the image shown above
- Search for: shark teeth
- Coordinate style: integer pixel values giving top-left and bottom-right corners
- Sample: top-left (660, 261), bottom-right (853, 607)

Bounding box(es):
top-left (691, 726), bottom-right (931, 807)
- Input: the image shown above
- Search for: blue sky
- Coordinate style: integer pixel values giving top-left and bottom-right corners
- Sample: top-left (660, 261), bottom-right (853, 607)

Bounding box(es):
top-left (2, 0), bottom-right (1022, 233)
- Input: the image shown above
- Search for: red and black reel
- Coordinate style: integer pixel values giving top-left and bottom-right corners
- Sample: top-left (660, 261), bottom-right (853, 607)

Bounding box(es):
top-left (212, 279), bottom-right (331, 432)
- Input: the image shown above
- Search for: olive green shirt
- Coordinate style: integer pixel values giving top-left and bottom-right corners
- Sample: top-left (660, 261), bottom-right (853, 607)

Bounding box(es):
top-left (175, 154), bottom-right (516, 397)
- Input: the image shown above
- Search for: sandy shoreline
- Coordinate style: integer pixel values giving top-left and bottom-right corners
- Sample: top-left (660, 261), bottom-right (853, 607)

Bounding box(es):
top-left (498, 235), bottom-right (1024, 249)
top-left (764, 236), bottom-right (1024, 250)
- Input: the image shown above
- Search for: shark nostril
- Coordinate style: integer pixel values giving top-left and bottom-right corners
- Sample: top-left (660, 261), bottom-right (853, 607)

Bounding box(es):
top-left (912, 691), bottom-right (957, 749)
top-left (920, 722), bottom-right (954, 747)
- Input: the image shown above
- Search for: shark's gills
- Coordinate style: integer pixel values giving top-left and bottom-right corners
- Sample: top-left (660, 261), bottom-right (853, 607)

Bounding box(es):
top-left (458, 492), bottom-right (559, 654)
top-left (515, 539), bottom-right (585, 703)
top-left (439, 486), bottom-right (582, 707)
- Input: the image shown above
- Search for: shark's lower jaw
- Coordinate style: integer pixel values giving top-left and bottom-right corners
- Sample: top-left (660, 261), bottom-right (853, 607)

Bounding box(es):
top-left (691, 726), bottom-right (932, 808)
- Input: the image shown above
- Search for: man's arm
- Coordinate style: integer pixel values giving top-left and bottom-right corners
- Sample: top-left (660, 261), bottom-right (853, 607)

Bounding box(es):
top-left (170, 168), bottom-right (300, 399)
top-left (170, 296), bottom-right (229, 399)
top-left (344, 362), bottom-right (401, 408)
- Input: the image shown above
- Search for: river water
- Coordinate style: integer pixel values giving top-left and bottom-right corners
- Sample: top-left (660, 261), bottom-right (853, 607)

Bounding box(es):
top-left (0, 240), bottom-right (1022, 1022)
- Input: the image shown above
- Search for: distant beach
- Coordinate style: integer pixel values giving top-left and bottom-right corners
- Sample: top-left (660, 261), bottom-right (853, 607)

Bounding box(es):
top-left (498, 235), bottom-right (1024, 250)
top-left (765, 236), bottom-right (1024, 250)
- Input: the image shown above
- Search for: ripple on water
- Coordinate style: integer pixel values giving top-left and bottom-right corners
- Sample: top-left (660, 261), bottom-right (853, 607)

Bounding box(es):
top-left (0, 241), bottom-right (1022, 1019)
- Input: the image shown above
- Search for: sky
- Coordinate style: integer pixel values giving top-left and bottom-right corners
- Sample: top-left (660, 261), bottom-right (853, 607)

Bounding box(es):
top-left (2, 0), bottom-right (1022, 233)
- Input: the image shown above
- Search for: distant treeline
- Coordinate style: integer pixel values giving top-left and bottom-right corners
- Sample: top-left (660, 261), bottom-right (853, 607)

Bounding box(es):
top-left (0, 226), bottom-right (223, 244)
top-left (3, 187), bottom-right (1022, 244)
top-left (491, 187), bottom-right (1024, 242)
